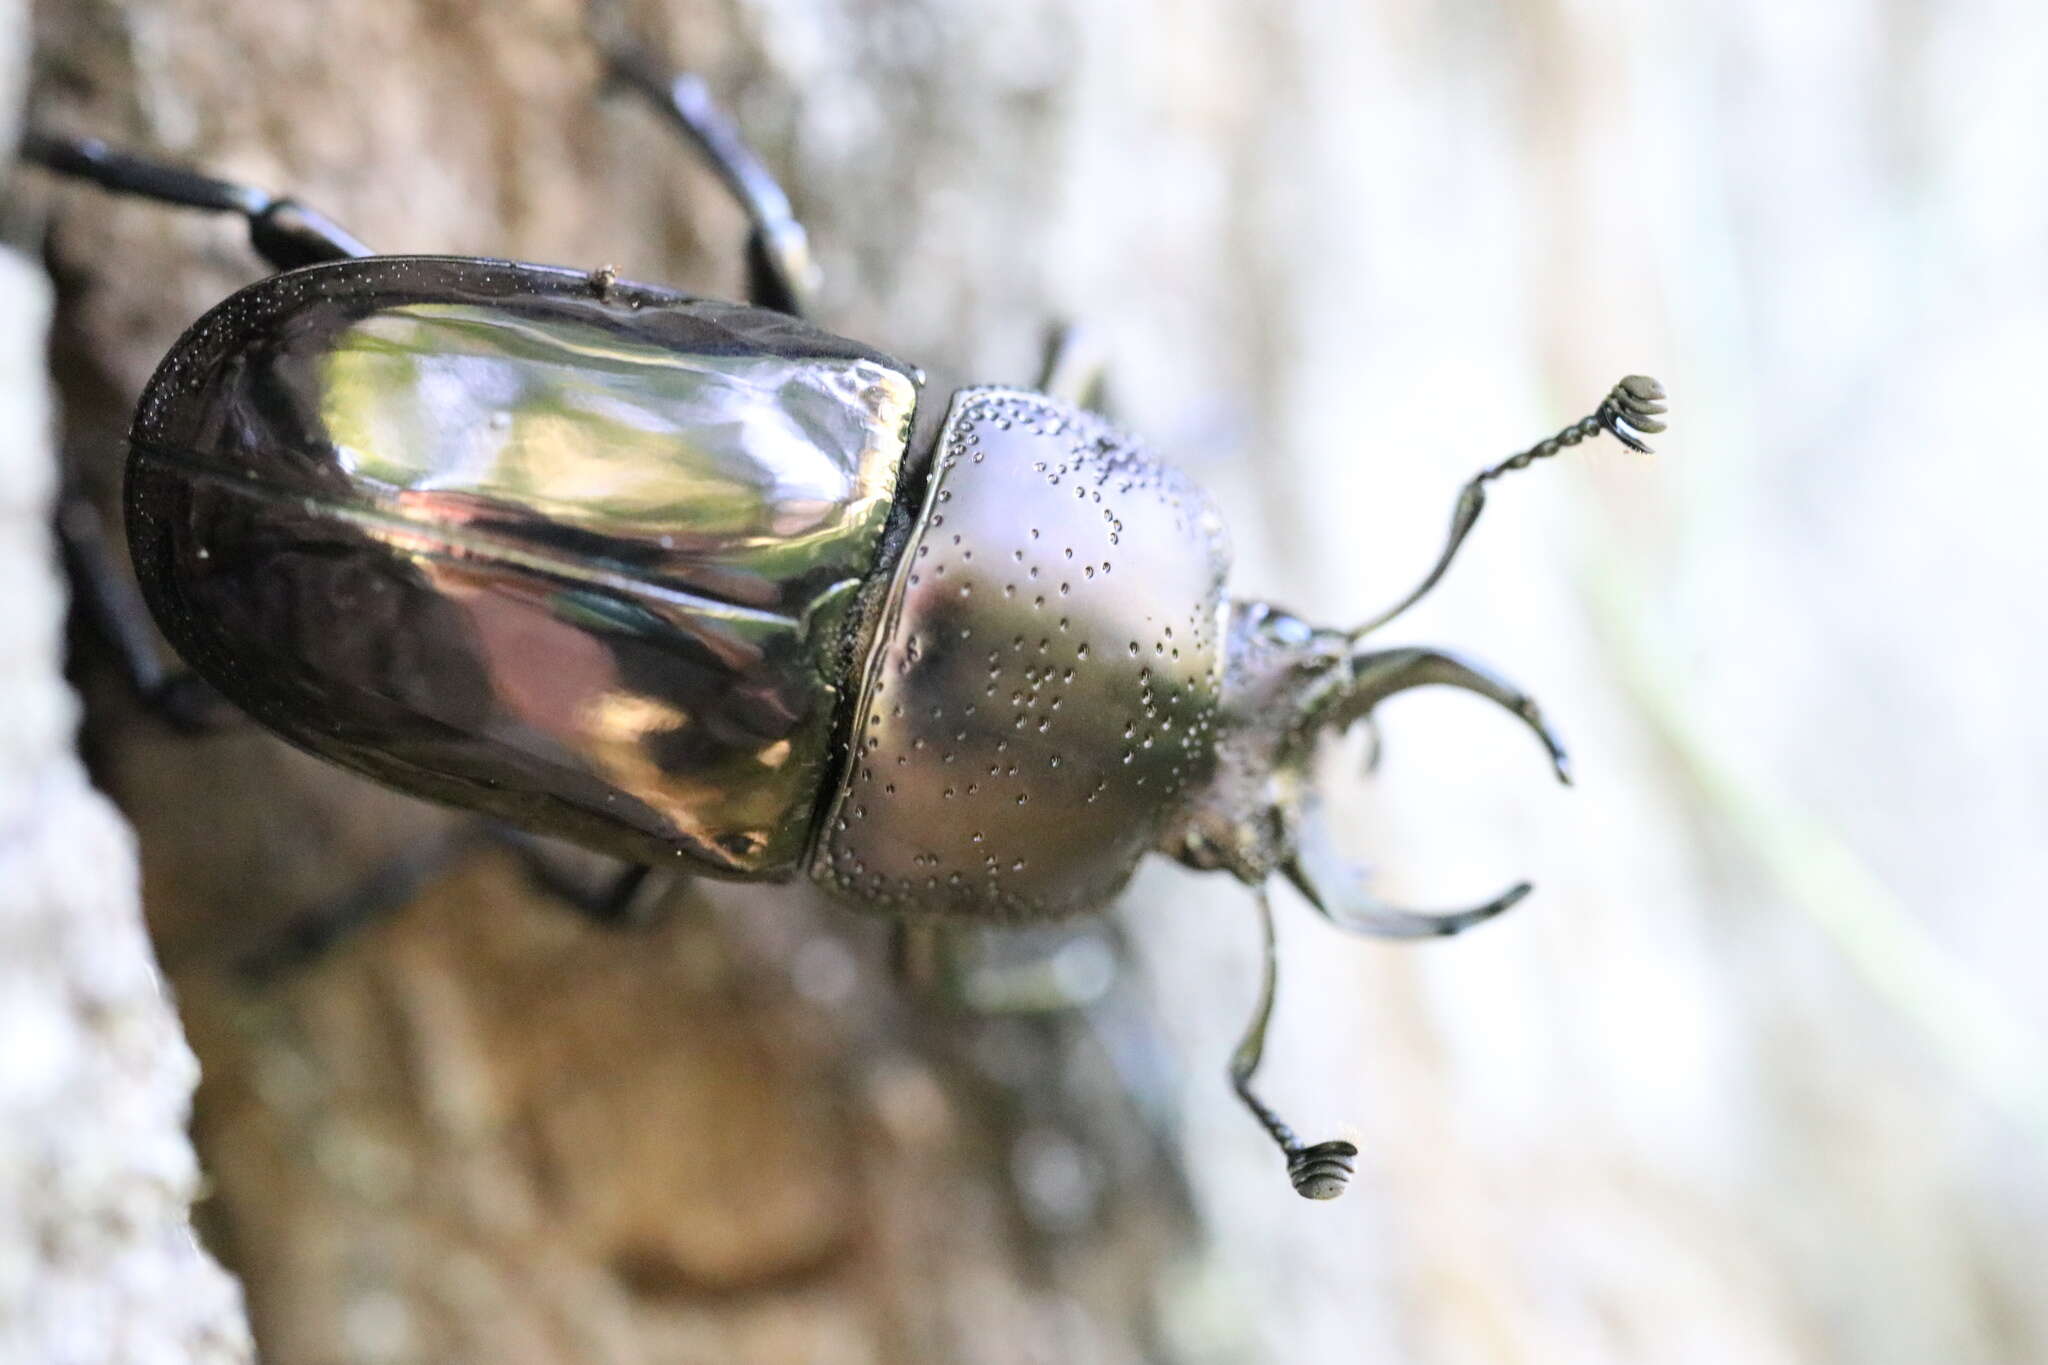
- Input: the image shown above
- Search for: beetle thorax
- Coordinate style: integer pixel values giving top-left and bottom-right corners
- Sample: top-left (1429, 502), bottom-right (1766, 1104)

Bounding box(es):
top-left (814, 388), bottom-right (1231, 921)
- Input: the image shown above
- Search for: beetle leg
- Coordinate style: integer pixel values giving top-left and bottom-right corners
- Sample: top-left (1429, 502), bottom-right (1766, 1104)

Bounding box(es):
top-left (18, 130), bottom-right (370, 273)
top-left (488, 828), bottom-right (678, 927)
top-left (235, 825), bottom-right (491, 980)
top-left (231, 832), bottom-right (671, 981)
top-left (1230, 883), bottom-right (1357, 1199)
top-left (1349, 376), bottom-right (1666, 639)
top-left (588, 0), bottom-right (818, 317)
top-left (58, 497), bottom-right (231, 733)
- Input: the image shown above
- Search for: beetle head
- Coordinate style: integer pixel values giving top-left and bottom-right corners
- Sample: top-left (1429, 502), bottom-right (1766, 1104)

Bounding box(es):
top-left (1160, 598), bottom-right (1570, 934)
top-left (1161, 374), bottom-right (1667, 924)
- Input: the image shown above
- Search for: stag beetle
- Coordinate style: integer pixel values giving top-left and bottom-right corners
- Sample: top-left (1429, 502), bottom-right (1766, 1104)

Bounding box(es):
top-left (20, 10), bottom-right (1666, 1201)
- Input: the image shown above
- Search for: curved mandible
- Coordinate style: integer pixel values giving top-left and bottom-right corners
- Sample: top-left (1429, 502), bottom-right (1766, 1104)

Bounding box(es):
top-left (1286, 645), bottom-right (1570, 936)
top-left (1324, 645), bottom-right (1572, 784)
top-left (1283, 801), bottom-right (1531, 939)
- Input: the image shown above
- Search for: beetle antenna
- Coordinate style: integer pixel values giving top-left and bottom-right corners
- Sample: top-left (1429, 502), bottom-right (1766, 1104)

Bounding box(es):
top-left (1351, 374), bottom-right (1667, 640)
top-left (1232, 884), bottom-right (1358, 1200)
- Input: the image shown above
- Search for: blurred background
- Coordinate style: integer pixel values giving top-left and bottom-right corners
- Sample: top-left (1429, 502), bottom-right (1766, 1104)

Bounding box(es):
top-left (3, 0), bottom-right (2045, 1361)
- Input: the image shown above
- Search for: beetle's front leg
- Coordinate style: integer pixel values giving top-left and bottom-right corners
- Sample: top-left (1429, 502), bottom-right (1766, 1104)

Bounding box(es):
top-left (587, 0), bottom-right (817, 316)
top-left (19, 131), bottom-right (370, 273)
top-left (1230, 885), bottom-right (1357, 1199)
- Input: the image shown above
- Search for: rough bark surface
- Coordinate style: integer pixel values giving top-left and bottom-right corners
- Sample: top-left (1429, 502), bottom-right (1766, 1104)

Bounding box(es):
top-left (0, 2), bottom-right (254, 1358)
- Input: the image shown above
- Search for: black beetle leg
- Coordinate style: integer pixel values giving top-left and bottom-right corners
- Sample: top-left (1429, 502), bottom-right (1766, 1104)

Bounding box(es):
top-left (1230, 884), bottom-right (1357, 1200)
top-left (18, 130), bottom-right (370, 273)
top-left (57, 497), bottom-right (229, 733)
top-left (587, 0), bottom-right (817, 317)
top-left (487, 827), bottom-right (678, 928)
top-left (236, 829), bottom-right (678, 981)
top-left (235, 825), bottom-right (492, 981)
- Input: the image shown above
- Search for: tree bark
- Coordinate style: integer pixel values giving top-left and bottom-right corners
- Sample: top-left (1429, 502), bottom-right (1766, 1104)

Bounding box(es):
top-left (0, 3), bottom-right (254, 1358)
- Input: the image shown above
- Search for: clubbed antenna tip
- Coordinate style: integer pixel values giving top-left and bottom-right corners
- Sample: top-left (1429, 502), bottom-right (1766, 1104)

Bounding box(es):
top-left (1481, 371), bottom-right (1671, 483)
top-left (1288, 1140), bottom-right (1360, 1200)
top-left (1351, 373), bottom-right (1672, 640)
top-left (1600, 374), bottom-right (1668, 454)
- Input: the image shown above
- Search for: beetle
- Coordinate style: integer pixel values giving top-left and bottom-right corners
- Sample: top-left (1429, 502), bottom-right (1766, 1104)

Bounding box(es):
top-left (20, 10), bottom-right (1665, 1202)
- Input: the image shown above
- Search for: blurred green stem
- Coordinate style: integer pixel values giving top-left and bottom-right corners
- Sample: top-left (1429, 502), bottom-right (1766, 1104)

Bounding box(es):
top-left (1587, 562), bottom-right (2048, 1141)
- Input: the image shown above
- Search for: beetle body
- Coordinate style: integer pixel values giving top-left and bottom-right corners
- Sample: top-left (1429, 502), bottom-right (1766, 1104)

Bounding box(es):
top-left (28, 79), bottom-right (1664, 1199)
top-left (130, 255), bottom-right (1229, 916)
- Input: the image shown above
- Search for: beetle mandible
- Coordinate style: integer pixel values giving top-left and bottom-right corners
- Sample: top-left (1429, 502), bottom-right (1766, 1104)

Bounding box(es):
top-left (21, 6), bottom-right (1667, 1202)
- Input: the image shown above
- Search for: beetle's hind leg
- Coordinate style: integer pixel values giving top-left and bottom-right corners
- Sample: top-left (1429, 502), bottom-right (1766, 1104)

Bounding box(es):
top-left (18, 130), bottom-right (371, 273)
top-left (232, 826), bottom-right (491, 980)
top-left (587, 0), bottom-right (817, 316)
